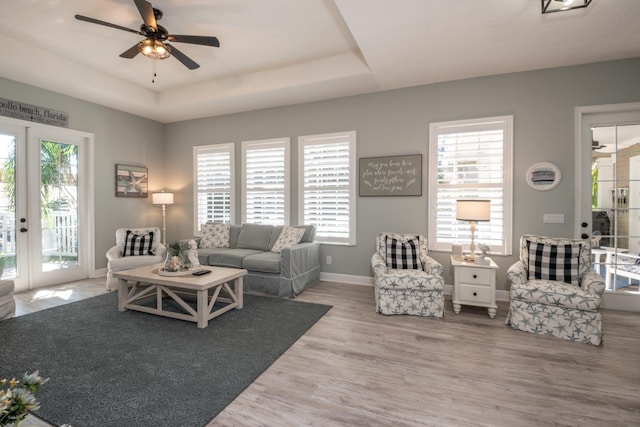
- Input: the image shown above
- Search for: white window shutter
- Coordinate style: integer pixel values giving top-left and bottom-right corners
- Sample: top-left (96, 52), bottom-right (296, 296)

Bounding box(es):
top-left (428, 117), bottom-right (513, 255)
top-left (299, 131), bottom-right (356, 245)
top-left (193, 143), bottom-right (234, 233)
top-left (242, 138), bottom-right (290, 225)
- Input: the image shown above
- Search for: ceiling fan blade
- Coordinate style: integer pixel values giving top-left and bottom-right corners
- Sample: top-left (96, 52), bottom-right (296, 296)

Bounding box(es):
top-left (166, 43), bottom-right (200, 70)
top-left (75, 15), bottom-right (141, 35)
top-left (167, 35), bottom-right (220, 48)
top-left (134, 0), bottom-right (157, 30)
top-left (119, 44), bottom-right (140, 59)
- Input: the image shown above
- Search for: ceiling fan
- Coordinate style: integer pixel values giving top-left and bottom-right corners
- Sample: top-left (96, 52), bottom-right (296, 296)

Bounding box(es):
top-left (74, 0), bottom-right (220, 70)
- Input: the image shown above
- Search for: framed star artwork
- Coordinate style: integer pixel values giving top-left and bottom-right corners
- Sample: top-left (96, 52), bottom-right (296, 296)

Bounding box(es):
top-left (115, 164), bottom-right (148, 198)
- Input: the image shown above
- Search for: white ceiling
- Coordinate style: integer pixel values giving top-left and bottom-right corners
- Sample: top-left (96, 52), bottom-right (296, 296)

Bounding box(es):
top-left (1, 0), bottom-right (640, 124)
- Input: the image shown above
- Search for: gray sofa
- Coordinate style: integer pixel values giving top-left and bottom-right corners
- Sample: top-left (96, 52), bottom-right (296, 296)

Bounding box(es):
top-left (185, 223), bottom-right (320, 298)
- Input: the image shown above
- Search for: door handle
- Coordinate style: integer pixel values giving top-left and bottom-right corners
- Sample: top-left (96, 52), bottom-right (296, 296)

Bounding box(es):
top-left (20, 227), bottom-right (27, 233)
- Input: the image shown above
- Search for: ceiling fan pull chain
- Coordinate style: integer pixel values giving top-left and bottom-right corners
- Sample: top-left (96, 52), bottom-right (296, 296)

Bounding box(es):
top-left (152, 59), bottom-right (157, 83)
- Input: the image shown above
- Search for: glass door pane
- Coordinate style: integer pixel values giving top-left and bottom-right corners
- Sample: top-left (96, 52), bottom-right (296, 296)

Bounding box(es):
top-left (0, 133), bottom-right (17, 279)
top-left (591, 124), bottom-right (640, 294)
top-left (40, 140), bottom-right (79, 272)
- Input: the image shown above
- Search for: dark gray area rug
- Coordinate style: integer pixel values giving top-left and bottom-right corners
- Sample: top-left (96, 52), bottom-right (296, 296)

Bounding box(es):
top-left (0, 292), bottom-right (331, 427)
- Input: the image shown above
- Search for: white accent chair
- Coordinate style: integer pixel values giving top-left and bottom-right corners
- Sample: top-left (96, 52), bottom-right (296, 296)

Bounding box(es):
top-left (371, 232), bottom-right (445, 317)
top-left (0, 278), bottom-right (16, 320)
top-left (105, 227), bottom-right (167, 290)
top-left (506, 235), bottom-right (605, 346)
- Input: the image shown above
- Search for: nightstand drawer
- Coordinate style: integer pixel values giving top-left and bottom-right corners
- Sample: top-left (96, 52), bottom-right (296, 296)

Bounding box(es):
top-left (458, 267), bottom-right (492, 284)
top-left (458, 284), bottom-right (491, 304)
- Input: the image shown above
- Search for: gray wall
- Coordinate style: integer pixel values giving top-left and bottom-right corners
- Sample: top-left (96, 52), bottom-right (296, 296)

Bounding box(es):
top-left (0, 78), bottom-right (165, 270)
top-left (3, 58), bottom-right (640, 288)
top-left (164, 58), bottom-right (640, 290)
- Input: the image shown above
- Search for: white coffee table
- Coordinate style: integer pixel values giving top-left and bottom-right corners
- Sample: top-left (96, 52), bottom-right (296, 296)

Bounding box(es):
top-left (113, 264), bottom-right (247, 328)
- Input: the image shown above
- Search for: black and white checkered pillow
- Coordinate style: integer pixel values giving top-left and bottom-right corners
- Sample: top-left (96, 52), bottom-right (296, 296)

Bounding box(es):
top-left (386, 236), bottom-right (420, 270)
top-left (527, 241), bottom-right (581, 286)
top-left (122, 230), bottom-right (155, 257)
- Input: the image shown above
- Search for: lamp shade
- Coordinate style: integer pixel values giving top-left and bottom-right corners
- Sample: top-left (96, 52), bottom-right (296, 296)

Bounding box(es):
top-left (152, 192), bottom-right (174, 206)
top-left (456, 199), bottom-right (491, 222)
top-left (542, 0), bottom-right (591, 14)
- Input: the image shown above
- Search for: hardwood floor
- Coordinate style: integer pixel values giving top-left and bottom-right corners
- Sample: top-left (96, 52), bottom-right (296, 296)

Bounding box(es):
top-left (13, 278), bottom-right (108, 316)
top-left (12, 280), bottom-right (640, 426)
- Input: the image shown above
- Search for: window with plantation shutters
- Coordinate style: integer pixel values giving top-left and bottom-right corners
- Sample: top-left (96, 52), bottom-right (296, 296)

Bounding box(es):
top-left (242, 138), bottom-right (290, 225)
top-left (298, 131), bottom-right (356, 245)
top-left (193, 143), bottom-right (234, 233)
top-left (428, 116), bottom-right (513, 255)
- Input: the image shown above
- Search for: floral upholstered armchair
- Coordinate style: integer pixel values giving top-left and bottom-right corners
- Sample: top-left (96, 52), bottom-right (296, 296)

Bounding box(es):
top-left (506, 234), bottom-right (605, 346)
top-left (371, 233), bottom-right (445, 317)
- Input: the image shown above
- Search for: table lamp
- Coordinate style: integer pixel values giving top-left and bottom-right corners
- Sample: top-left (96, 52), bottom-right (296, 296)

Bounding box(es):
top-left (456, 199), bottom-right (491, 260)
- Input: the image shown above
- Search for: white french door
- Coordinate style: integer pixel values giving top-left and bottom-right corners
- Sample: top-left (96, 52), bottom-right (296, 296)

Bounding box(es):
top-left (576, 103), bottom-right (640, 312)
top-left (0, 118), bottom-right (92, 292)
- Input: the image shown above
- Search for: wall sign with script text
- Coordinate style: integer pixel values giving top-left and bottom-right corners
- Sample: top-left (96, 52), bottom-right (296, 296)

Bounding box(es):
top-left (0, 98), bottom-right (69, 128)
top-left (359, 154), bottom-right (422, 196)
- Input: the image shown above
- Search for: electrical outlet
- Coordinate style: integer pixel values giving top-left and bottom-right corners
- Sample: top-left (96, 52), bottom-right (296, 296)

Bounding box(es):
top-left (326, 256), bottom-right (332, 265)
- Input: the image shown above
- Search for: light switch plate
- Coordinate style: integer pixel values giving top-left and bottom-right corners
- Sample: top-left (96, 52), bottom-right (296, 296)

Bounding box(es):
top-left (543, 213), bottom-right (565, 224)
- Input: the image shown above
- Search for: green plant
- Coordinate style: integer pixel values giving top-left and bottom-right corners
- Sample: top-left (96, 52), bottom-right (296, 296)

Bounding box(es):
top-left (0, 371), bottom-right (48, 426)
top-left (167, 242), bottom-right (182, 256)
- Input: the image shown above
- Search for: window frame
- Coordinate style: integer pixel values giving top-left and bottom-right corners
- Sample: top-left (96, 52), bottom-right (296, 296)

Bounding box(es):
top-left (192, 142), bottom-right (235, 235)
top-left (241, 137), bottom-right (290, 225)
top-left (298, 130), bottom-right (357, 245)
top-left (428, 116), bottom-right (513, 255)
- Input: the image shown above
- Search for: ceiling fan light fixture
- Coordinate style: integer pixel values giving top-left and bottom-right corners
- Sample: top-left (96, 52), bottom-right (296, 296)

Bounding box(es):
top-left (137, 39), bottom-right (170, 60)
top-left (542, 0), bottom-right (592, 14)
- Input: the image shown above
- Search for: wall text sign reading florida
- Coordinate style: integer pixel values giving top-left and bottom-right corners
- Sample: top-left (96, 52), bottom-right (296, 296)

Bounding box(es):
top-left (359, 154), bottom-right (422, 196)
top-left (0, 98), bottom-right (69, 128)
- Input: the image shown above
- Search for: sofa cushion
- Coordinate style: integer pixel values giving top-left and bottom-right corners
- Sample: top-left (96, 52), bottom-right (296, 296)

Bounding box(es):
top-left (510, 280), bottom-right (601, 311)
top-left (526, 241), bottom-right (581, 286)
top-left (206, 248), bottom-right (263, 269)
top-left (271, 226), bottom-right (305, 253)
top-left (268, 226), bottom-right (284, 250)
top-left (242, 252), bottom-right (281, 273)
top-left (116, 227), bottom-right (161, 253)
top-left (122, 230), bottom-right (156, 257)
top-left (299, 225), bottom-right (316, 243)
top-left (229, 225), bottom-right (242, 249)
top-left (385, 235), bottom-right (420, 270)
top-left (236, 224), bottom-right (273, 251)
top-left (376, 269), bottom-right (444, 291)
top-left (199, 223), bottom-right (230, 248)
top-left (108, 254), bottom-right (164, 271)
top-left (268, 225), bottom-right (315, 249)
top-left (195, 248), bottom-right (226, 266)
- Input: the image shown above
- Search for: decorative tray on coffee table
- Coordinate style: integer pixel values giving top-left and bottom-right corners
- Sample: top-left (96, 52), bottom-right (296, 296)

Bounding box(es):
top-left (156, 268), bottom-right (193, 277)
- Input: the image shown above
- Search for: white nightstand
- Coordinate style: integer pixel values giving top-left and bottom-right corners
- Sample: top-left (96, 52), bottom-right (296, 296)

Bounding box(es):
top-left (450, 256), bottom-right (498, 318)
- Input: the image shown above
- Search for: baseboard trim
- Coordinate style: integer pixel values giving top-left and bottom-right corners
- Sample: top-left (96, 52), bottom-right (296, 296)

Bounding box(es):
top-left (319, 272), bottom-right (374, 286)
top-left (319, 273), bottom-right (510, 302)
top-left (93, 268), bottom-right (107, 278)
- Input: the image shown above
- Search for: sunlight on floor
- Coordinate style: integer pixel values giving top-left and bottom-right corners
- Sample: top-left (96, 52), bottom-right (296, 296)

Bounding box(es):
top-left (31, 289), bottom-right (73, 302)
